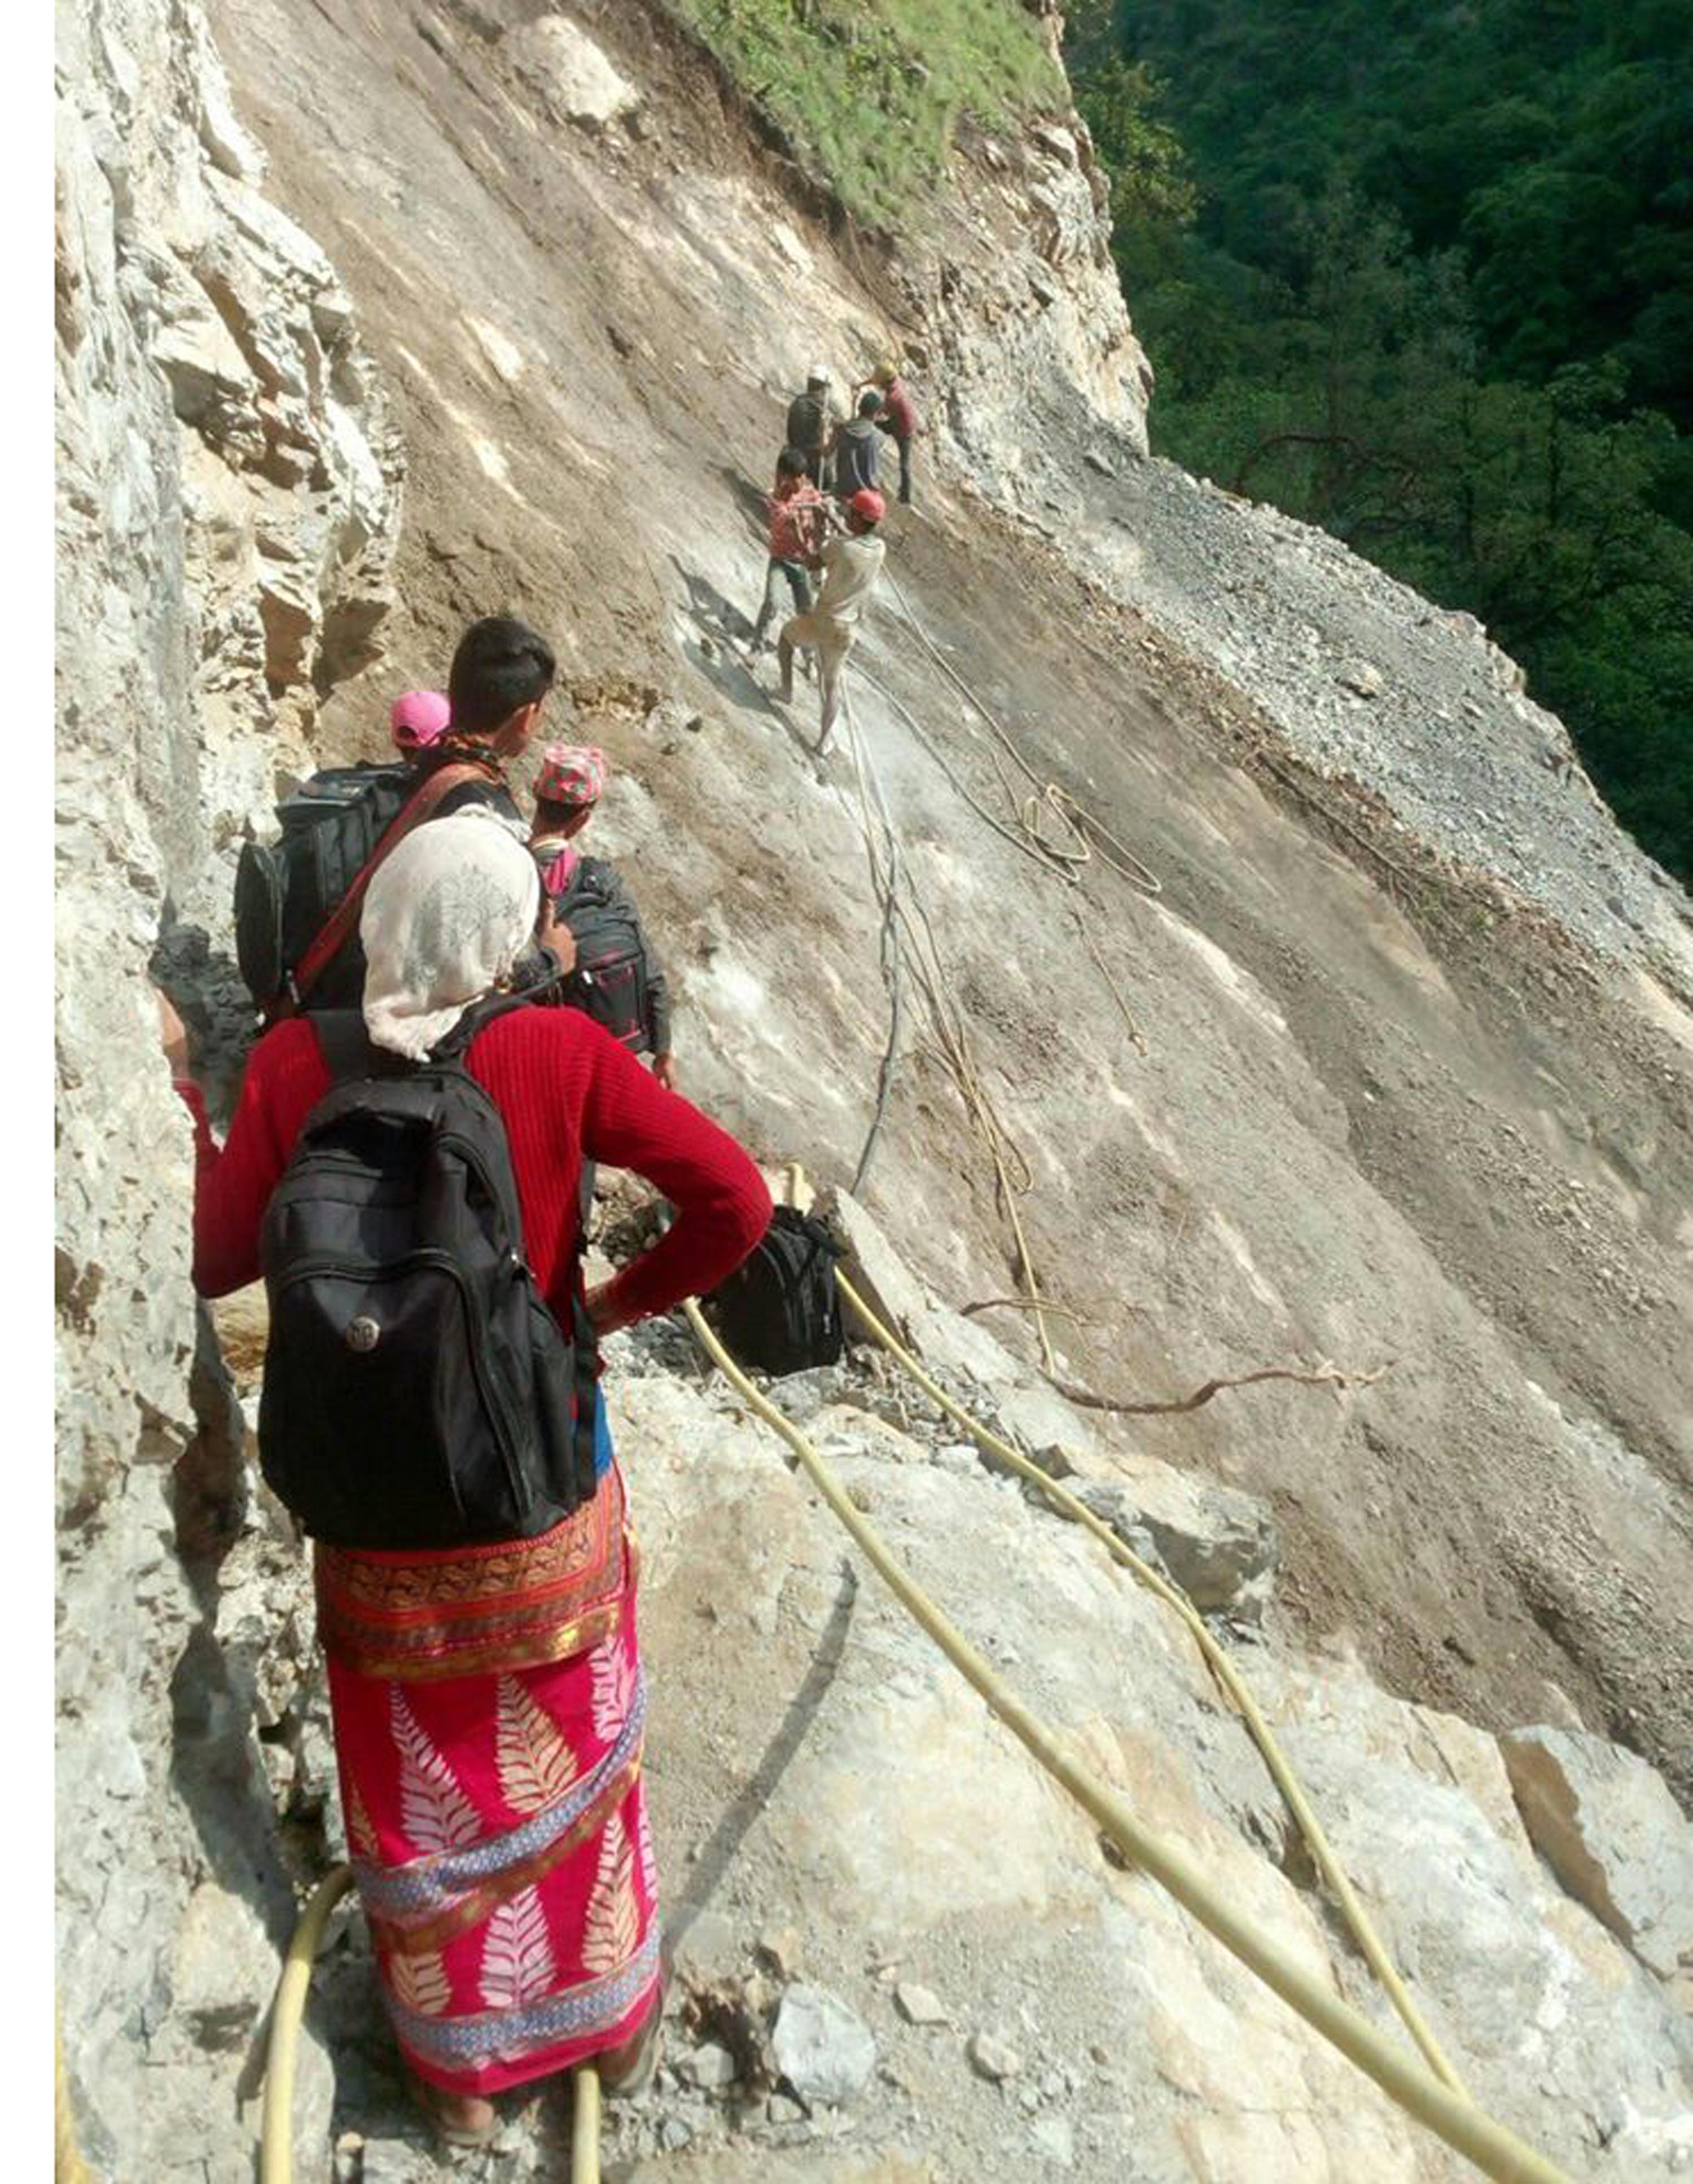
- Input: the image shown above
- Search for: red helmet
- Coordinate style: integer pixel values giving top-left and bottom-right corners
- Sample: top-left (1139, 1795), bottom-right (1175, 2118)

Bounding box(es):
top-left (849, 487), bottom-right (887, 525)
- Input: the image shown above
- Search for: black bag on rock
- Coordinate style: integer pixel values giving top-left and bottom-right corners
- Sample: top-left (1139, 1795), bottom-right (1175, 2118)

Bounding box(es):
top-left (706, 1205), bottom-right (845, 1376)
top-left (256, 1001), bottom-right (600, 1548)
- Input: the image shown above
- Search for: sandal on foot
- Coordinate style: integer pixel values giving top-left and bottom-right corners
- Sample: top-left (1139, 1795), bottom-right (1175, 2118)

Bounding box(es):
top-left (597, 1985), bottom-right (665, 2101)
top-left (408, 2068), bottom-right (499, 2149)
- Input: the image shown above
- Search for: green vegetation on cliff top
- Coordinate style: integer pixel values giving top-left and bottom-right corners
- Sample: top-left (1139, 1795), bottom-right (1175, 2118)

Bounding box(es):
top-left (668, 0), bottom-right (1064, 225)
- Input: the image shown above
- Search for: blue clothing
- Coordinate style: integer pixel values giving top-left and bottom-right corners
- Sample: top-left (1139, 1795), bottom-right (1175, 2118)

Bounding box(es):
top-left (593, 1391), bottom-right (615, 1479)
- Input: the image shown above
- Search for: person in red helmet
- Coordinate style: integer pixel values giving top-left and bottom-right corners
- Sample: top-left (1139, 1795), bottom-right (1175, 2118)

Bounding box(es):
top-left (778, 487), bottom-right (887, 755)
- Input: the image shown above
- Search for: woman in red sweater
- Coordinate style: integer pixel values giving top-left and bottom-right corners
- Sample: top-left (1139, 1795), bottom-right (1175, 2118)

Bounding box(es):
top-left (176, 812), bottom-right (770, 2145)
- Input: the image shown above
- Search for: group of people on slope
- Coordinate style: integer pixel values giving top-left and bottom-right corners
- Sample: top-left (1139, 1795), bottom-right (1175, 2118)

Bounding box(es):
top-left (754, 358), bottom-right (919, 752)
top-left (162, 617), bottom-right (772, 2146)
top-left (783, 359), bottom-right (919, 507)
top-left (157, 351), bottom-right (926, 2148)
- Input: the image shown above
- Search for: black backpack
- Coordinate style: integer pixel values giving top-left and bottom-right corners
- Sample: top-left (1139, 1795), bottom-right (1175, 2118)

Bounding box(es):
top-left (706, 1206), bottom-right (845, 1376)
top-left (235, 764), bottom-right (413, 1014)
top-left (551, 857), bottom-right (650, 1052)
top-left (256, 1003), bottom-right (600, 1549)
top-left (234, 759), bottom-right (501, 1016)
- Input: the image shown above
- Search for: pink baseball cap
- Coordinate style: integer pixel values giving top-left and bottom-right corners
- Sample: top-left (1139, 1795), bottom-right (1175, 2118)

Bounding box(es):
top-left (536, 744), bottom-right (609, 809)
top-left (390, 689), bottom-right (451, 753)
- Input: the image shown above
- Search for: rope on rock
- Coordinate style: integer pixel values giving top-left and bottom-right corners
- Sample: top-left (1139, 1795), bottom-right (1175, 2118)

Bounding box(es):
top-left (884, 569), bottom-right (1163, 899)
top-left (260, 1862), bottom-right (353, 2184)
top-left (831, 1269), bottom-right (1448, 2090)
top-left (1049, 1355), bottom-right (1393, 1419)
top-left (685, 1286), bottom-right (1572, 2184)
top-left (55, 2013), bottom-right (93, 2184)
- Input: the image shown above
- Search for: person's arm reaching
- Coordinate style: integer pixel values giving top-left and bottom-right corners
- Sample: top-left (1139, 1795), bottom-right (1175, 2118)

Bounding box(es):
top-left (176, 1021), bottom-right (326, 1297)
top-left (576, 1032), bottom-right (769, 1333)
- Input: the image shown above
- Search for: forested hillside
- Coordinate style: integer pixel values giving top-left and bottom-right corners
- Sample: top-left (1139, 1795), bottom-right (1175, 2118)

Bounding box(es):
top-left (1068, 0), bottom-right (1693, 880)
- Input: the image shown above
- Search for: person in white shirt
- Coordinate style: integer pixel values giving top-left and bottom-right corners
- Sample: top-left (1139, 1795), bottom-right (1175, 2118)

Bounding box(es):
top-left (778, 488), bottom-right (887, 754)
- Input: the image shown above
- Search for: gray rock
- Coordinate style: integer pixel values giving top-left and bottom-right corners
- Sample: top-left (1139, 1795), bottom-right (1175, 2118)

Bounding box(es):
top-left (771, 1984), bottom-right (878, 2106)
top-left (894, 1980), bottom-right (949, 2026)
top-left (503, 15), bottom-right (642, 129)
top-left (1072, 1477), bottom-right (1277, 1616)
top-left (359, 2143), bottom-right (431, 2184)
top-left (968, 2029), bottom-right (1022, 2082)
top-left (1339, 660), bottom-right (1385, 697)
top-left (817, 1185), bottom-right (931, 1347)
top-left (1501, 1727), bottom-right (1693, 1979)
top-left (1031, 2115), bottom-right (1076, 2165)
top-left (679, 2040), bottom-right (738, 2091)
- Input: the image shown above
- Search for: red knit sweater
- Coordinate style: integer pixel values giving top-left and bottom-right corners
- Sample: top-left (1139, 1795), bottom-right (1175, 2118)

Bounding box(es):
top-left (181, 1010), bottom-right (771, 1326)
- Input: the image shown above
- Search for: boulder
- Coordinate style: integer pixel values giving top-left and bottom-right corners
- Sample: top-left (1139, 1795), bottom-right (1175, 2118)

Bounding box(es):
top-left (1071, 1473), bottom-right (1277, 1618)
top-left (504, 16), bottom-right (641, 130)
top-left (1500, 1726), bottom-right (1693, 1980)
top-left (772, 1985), bottom-right (878, 2107)
top-left (817, 1185), bottom-right (931, 1348)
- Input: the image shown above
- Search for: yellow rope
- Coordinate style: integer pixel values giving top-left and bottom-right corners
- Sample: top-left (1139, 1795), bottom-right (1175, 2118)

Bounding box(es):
top-left (55, 2014), bottom-right (93, 2184)
top-left (259, 1864), bottom-right (353, 2184)
top-left (833, 1269), bottom-right (1462, 2093)
top-left (572, 2065), bottom-right (601, 2184)
top-left (685, 1294), bottom-right (1568, 2183)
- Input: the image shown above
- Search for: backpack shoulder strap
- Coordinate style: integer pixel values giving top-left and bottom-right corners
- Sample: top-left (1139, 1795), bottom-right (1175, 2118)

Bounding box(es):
top-left (312, 1009), bottom-right (381, 1083)
top-left (282, 759), bottom-right (502, 1016)
top-left (428, 991), bottom-right (532, 1064)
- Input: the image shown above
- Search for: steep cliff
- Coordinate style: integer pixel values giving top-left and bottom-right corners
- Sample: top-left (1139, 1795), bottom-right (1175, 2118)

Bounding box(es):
top-left (54, 2), bottom-right (1693, 2179)
top-left (55, 1), bottom-right (398, 2168)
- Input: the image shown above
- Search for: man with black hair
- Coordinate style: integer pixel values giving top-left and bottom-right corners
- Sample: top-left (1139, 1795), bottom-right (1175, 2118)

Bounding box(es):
top-left (243, 616), bottom-right (569, 1016)
top-left (412, 614), bottom-right (559, 833)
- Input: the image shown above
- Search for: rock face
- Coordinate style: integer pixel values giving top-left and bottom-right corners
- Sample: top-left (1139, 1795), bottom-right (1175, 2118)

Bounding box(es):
top-left (55, 0), bottom-right (1693, 2176)
top-left (1501, 1726), bottom-right (1693, 1983)
top-left (927, 112), bottom-right (1155, 479)
top-left (55, 0), bottom-right (396, 2169)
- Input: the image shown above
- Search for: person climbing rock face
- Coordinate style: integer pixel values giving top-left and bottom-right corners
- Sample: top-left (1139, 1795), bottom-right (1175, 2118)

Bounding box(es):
top-left (171, 812), bottom-right (771, 2148)
top-left (831, 389), bottom-right (884, 501)
top-left (778, 486), bottom-right (888, 755)
top-left (752, 446), bottom-right (827, 652)
top-left (785, 365), bottom-right (839, 490)
top-left (864, 360), bottom-right (919, 507)
top-left (529, 743), bottom-right (677, 1093)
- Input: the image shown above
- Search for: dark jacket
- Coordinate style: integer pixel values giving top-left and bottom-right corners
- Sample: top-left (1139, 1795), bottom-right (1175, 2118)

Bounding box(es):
top-left (832, 419), bottom-right (880, 496)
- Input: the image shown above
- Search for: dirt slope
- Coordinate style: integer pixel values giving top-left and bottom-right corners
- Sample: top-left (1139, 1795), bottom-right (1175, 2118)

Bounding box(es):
top-left (204, 0), bottom-right (1693, 1807)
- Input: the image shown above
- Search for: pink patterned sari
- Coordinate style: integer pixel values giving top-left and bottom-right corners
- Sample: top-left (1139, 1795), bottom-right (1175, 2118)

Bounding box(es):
top-left (316, 1462), bottom-right (661, 2094)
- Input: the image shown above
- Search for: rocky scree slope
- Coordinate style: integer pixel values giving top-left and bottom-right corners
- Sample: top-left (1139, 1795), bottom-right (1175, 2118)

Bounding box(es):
top-left (56, 1), bottom-right (1693, 2179)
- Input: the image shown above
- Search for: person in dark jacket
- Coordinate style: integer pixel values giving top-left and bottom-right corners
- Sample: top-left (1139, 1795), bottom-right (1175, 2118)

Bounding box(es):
top-left (830, 390), bottom-right (883, 499)
top-left (784, 367), bottom-right (839, 488)
top-left (529, 744), bottom-right (676, 1091)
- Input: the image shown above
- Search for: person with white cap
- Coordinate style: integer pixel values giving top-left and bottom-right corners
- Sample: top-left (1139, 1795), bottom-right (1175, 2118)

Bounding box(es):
top-left (785, 365), bottom-right (840, 490)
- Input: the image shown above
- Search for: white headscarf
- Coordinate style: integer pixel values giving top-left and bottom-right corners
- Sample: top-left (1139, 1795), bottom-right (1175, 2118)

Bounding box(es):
top-left (359, 810), bottom-right (541, 1060)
